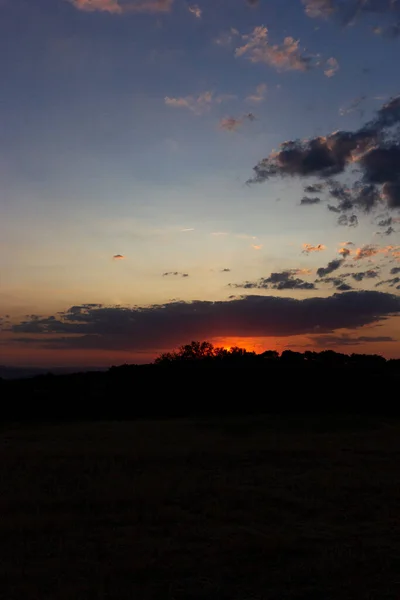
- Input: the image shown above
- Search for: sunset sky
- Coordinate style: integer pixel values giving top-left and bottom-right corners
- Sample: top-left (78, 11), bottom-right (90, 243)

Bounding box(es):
top-left (1, 0), bottom-right (400, 367)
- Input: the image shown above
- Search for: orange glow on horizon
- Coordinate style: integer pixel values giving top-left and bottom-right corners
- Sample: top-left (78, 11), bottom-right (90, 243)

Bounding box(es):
top-left (211, 336), bottom-right (276, 354)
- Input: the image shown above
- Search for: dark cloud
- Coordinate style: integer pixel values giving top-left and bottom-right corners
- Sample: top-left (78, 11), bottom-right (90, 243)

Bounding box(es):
top-left (249, 129), bottom-right (375, 182)
top-left (301, 196), bottom-right (321, 205)
top-left (317, 276), bottom-right (351, 289)
top-left (383, 181), bottom-right (400, 208)
top-left (317, 259), bottom-right (344, 277)
top-left (221, 268), bottom-right (231, 272)
top-left (378, 217), bottom-right (393, 227)
top-left (163, 272), bottom-right (189, 277)
top-left (310, 333), bottom-right (396, 347)
top-left (376, 276), bottom-right (400, 288)
top-left (379, 226), bottom-right (396, 236)
top-left (338, 214), bottom-right (359, 227)
top-left (349, 270), bottom-right (380, 281)
top-left (391, 267), bottom-right (400, 274)
top-left (337, 283), bottom-right (353, 291)
top-left (304, 183), bottom-right (325, 193)
top-left (231, 270), bottom-right (316, 290)
top-left (248, 96), bottom-right (400, 223)
top-left (11, 291), bottom-right (400, 350)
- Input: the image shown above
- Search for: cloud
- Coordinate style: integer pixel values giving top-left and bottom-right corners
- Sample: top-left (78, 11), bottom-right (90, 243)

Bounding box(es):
top-left (11, 291), bottom-right (400, 351)
top-left (391, 267), bottom-right (400, 274)
top-left (301, 196), bottom-right (321, 205)
top-left (324, 57), bottom-right (339, 77)
top-left (251, 244), bottom-right (263, 250)
top-left (231, 270), bottom-right (316, 290)
top-left (310, 333), bottom-right (396, 347)
top-left (340, 96), bottom-right (366, 117)
top-left (113, 254), bottom-right (125, 260)
top-left (246, 83), bottom-right (267, 103)
top-left (317, 275), bottom-right (351, 290)
top-left (302, 243), bottom-right (327, 253)
top-left (180, 228), bottom-right (195, 232)
top-left (214, 28), bottom-right (240, 47)
top-left (162, 271), bottom-right (189, 277)
top-left (373, 22), bottom-right (400, 38)
top-left (165, 91), bottom-right (214, 115)
top-left (70, 0), bottom-right (173, 14)
top-left (219, 113), bottom-right (256, 131)
top-left (338, 214), bottom-right (359, 227)
top-left (378, 217), bottom-right (393, 227)
top-left (248, 95), bottom-right (400, 221)
top-left (304, 183), bottom-right (325, 193)
top-left (165, 91), bottom-right (236, 116)
top-left (378, 226), bottom-right (396, 236)
top-left (317, 258), bottom-right (344, 277)
top-left (353, 244), bottom-right (396, 260)
top-left (349, 270), bottom-right (380, 281)
top-left (376, 276), bottom-right (400, 289)
top-left (235, 26), bottom-right (315, 72)
top-left (382, 181), bottom-right (400, 208)
top-left (188, 4), bottom-right (201, 18)
top-left (302, 0), bottom-right (335, 19)
top-left (303, 0), bottom-right (400, 29)
top-left (221, 268), bottom-right (231, 272)
top-left (339, 247), bottom-right (351, 257)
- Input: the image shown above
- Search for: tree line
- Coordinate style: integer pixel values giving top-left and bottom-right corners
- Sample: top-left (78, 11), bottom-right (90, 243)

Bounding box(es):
top-left (152, 340), bottom-right (399, 369)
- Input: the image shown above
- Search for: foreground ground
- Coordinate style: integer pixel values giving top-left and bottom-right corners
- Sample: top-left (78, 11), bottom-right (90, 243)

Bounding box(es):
top-left (1, 416), bottom-right (399, 599)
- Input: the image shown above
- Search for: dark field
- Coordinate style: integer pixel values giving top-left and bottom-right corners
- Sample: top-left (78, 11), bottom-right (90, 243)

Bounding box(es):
top-left (1, 416), bottom-right (399, 599)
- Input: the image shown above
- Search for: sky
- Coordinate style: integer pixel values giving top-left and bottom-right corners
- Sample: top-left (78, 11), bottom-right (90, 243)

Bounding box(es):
top-left (1, 0), bottom-right (400, 367)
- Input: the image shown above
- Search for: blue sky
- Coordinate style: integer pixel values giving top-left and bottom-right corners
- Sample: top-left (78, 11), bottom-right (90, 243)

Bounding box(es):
top-left (1, 0), bottom-right (400, 366)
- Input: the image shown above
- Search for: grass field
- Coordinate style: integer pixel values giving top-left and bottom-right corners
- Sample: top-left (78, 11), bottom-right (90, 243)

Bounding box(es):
top-left (1, 415), bottom-right (399, 599)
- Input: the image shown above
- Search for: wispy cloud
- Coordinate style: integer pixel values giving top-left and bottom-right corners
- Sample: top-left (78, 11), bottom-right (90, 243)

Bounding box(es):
top-left (162, 271), bottom-right (189, 277)
top-left (339, 96), bottom-right (366, 117)
top-left (165, 91), bottom-right (235, 116)
top-left (324, 57), bottom-right (339, 77)
top-left (302, 0), bottom-right (335, 19)
top-left (246, 83), bottom-right (267, 103)
top-left (219, 113), bottom-right (256, 131)
top-left (165, 91), bottom-right (214, 115)
top-left (230, 269), bottom-right (316, 291)
top-left (70, 0), bottom-right (174, 14)
top-left (317, 258), bottom-right (344, 277)
top-left (302, 243), bottom-right (327, 254)
top-left (354, 244), bottom-right (397, 261)
top-left (235, 26), bottom-right (315, 72)
top-left (214, 28), bottom-right (239, 47)
top-left (188, 4), bottom-right (201, 18)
